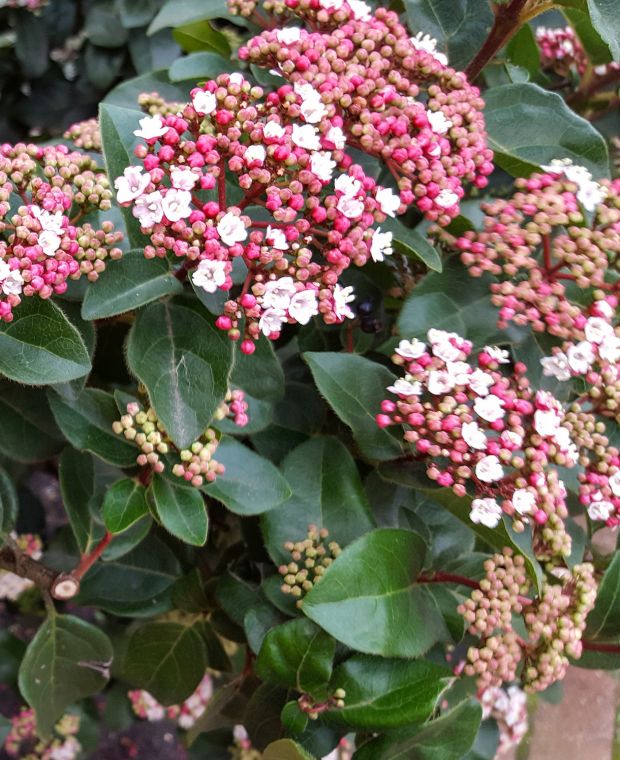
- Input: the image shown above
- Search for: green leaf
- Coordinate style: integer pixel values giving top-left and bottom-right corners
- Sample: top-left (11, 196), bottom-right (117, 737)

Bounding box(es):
top-left (231, 336), bottom-right (285, 402)
top-left (103, 479), bottom-right (149, 534)
top-left (303, 529), bottom-right (447, 658)
top-left (173, 21), bottom-right (231, 57)
top-left (381, 218), bottom-right (442, 272)
top-left (85, 2), bottom-right (129, 47)
top-left (104, 70), bottom-right (190, 111)
top-left (326, 655), bottom-right (449, 730)
top-left (169, 52), bottom-right (231, 82)
top-left (58, 448), bottom-right (103, 554)
top-left (18, 614), bottom-right (113, 738)
top-left (126, 299), bottom-right (233, 449)
top-left (118, 0), bottom-right (164, 28)
top-left (256, 618), bottom-right (335, 696)
top-left (150, 474), bottom-right (209, 546)
top-left (586, 551), bottom-right (620, 640)
top-left (0, 468), bottom-right (18, 536)
top-left (124, 622), bottom-right (207, 705)
top-left (303, 353), bottom-right (402, 461)
top-left (505, 24), bottom-right (541, 79)
top-left (99, 103), bottom-right (150, 248)
top-left (586, 0), bottom-right (620, 60)
top-left (0, 299), bottom-right (91, 385)
top-left (203, 437), bottom-right (291, 515)
top-left (261, 436), bottom-right (375, 564)
top-left (49, 389), bottom-right (137, 468)
top-left (484, 83), bottom-right (610, 178)
top-left (563, 7), bottom-right (613, 65)
top-left (15, 12), bottom-right (48, 78)
top-left (263, 740), bottom-right (315, 760)
top-left (0, 382), bottom-right (62, 462)
top-left (82, 250), bottom-right (182, 320)
top-left (353, 699), bottom-right (482, 760)
top-left (148, 0), bottom-right (229, 33)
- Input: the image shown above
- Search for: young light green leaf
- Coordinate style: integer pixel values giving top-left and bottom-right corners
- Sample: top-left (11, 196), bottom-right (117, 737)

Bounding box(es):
top-left (150, 475), bottom-right (209, 546)
top-left (18, 615), bottom-right (113, 738)
top-left (263, 740), bottom-right (315, 760)
top-left (0, 299), bottom-right (91, 385)
top-left (303, 529), bottom-right (447, 658)
top-left (126, 299), bottom-right (233, 449)
top-left (103, 479), bottom-right (149, 534)
top-left (173, 20), bottom-right (231, 57)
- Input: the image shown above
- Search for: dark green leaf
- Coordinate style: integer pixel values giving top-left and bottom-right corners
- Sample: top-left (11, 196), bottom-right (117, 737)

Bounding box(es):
top-left (169, 52), bottom-right (231, 82)
top-left (303, 529), bottom-right (447, 657)
top-left (505, 25), bottom-right (540, 79)
top-left (231, 337), bottom-right (285, 402)
top-left (15, 13), bottom-right (48, 78)
top-left (103, 479), bottom-right (149, 534)
top-left (58, 448), bottom-right (103, 554)
top-left (381, 218), bottom-right (442, 272)
top-left (149, 0), bottom-right (229, 33)
top-left (586, 0), bottom-right (620, 60)
top-left (18, 615), bottom-right (113, 738)
top-left (126, 299), bottom-right (233, 449)
top-left (173, 21), bottom-right (231, 57)
top-left (0, 382), bottom-right (62, 462)
top-left (586, 551), bottom-right (620, 640)
top-left (0, 468), bottom-right (18, 536)
top-left (150, 474), bottom-right (209, 545)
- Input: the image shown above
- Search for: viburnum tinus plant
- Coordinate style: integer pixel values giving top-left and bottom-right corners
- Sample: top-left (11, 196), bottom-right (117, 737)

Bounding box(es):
top-left (0, 0), bottom-right (619, 758)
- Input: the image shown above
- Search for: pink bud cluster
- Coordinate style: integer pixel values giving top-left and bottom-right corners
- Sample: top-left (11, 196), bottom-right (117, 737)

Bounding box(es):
top-left (112, 394), bottom-right (248, 487)
top-left (2, 0), bottom-right (47, 9)
top-left (0, 143), bottom-right (122, 322)
top-left (536, 26), bottom-right (620, 82)
top-left (442, 167), bottom-right (620, 340)
top-left (0, 533), bottom-right (42, 602)
top-left (460, 550), bottom-right (596, 693)
top-left (479, 685), bottom-right (528, 754)
top-left (128, 672), bottom-right (213, 730)
top-left (4, 708), bottom-right (81, 760)
top-left (577, 435), bottom-right (620, 525)
top-left (239, 6), bottom-right (493, 223)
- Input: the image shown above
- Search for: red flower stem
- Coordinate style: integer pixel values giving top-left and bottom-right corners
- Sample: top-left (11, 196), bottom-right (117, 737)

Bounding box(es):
top-left (542, 234), bottom-right (553, 276)
top-left (582, 640), bottom-right (620, 654)
top-left (72, 531), bottom-right (114, 581)
top-left (418, 571), bottom-right (533, 607)
top-left (218, 159), bottom-right (227, 210)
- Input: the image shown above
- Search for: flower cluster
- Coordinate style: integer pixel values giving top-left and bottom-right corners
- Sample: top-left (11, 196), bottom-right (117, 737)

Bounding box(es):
top-left (0, 534), bottom-right (42, 602)
top-left (239, 5), bottom-right (493, 223)
top-left (439, 165), bottom-right (619, 340)
top-left (536, 26), bottom-right (620, 82)
top-left (129, 672), bottom-right (213, 730)
top-left (479, 685), bottom-right (528, 755)
top-left (3, 709), bottom-right (81, 760)
top-left (279, 526), bottom-right (342, 607)
top-left (0, 143), bottom-right (122, 322)
top-left (112, 393), bottom-right (248, 487)
top-left (230, 725), bottom-right (262, 760)
top-left (64, 118), bottom-right (102, 152)
top-left (2, 0), bottom-right (47, 10)
top-left (459, 550), bottom-right (597, 693)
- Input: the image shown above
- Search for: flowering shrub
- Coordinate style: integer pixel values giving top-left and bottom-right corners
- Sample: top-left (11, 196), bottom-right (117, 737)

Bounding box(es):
top-left (0, 0), bottom-right (619, 759)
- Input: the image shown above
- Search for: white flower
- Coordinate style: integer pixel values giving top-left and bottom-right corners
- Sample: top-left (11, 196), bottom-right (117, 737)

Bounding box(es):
top-left (217, 212), bottom-right (247, 246)
top-left (470, 497), bottom-right (502, 528)
top-left (259, 308), bottom-right (286, 336)
top-left (348, 0), bottom-right (371, 19)
top-left (289, 289), bottom-right (319, 325)
top-left (446, 360), bottom-right (471, 386)
top-left (263, 277), bottom-right (297, 310)
top-left (584, 316), bottom-right (614, 344)
top-left (193, 89), bottom-right (217, 115)
top-left (428, 330), bottom-right (461, 363)
top-left (370, 228), bottom-right (393, 262)
top-left (38, 230), bottom-right (61, 257)
top-left (375, 187), bottom-right (401, 217)
top-left (310, 151), bottom-right (336, 182)
top-left (593, 300), bottom-right (614, 319)
top-left (395, 338), bottom-right (426, 359)
top-left (426, 109), bottom-right (452, 135)
top-left (567, 340), bottom-right (596, 373)
top-left (588, 495), bottom-right (614, 522)
top-left (114, 166), bottom-right (151, 204)
top-left (31, 206), bottom-right (64, 234)
top-left (609, 472), bottom-right (620, 497)
top-left (326, 125), bottom-right (346, 149)
top-left (553, 426), bottom-right (578, 464)
top-left (484, 345), bottom-right (510, 364)
top-left (162, 189), bottom-right (192, 222)
top-left (541, 352), bottom-right (571, 381)
top-left (512, 488), bottom-right (536, 516)
top-left (474, 394), bottom-right (505, 422)
top-left (276, 27), bottom-right (302, 44)
top-left (292, 124), bottom-right (321, 150)
top-left (0, 261), bottom-right (23, 296)
top-left (229, 72), bottom-right (244, 86)
top-left (264, 121), bottom-right (285, 140)
top-left (435, 189), bottom-right (459, 208)
top-left (501, 430), bottom-right (523, 449)
top-left (245, 144), bottom-right (266, 164)
top-left (462, 421), bottom-right (487, 450)
top-left (265, 226), bottom-right (288, 250)
top-left (476, 455), bottom-right (504, 483)
top-left (427, 370), bottom-right (455, 395)
top-left (533, 409), bottom-right (561, 437)
top-left (133, 115), bottom-right (169, 140)
top-left (410, 32), bottom-right (448, 66)
top-left (335, 174), bottom-right (361, 197)
top-left (191, 259), bottom-right (227, 293)
top-left (133, 191), bottom-right (164, 227)
top-left (294, 82), bottom-right (327, 124)
top-left (337, 195), bottom-right (364, 218)
top-left (541, 159), bottom-right (607, 212)
top-left (387, 377), bottom-right (422, 396)
top-left (577, 180), bottom-right (607, 212)
top-left (319, 0), bottom-right (344, 9)
top-left (600, 334), bottom-right (620, 363)
top-left (469, 368), bottom-right (495, 396)
top-left (333, 284), bottom-right (355, 320)
top-left (170, 167), bottom-right (198, 191)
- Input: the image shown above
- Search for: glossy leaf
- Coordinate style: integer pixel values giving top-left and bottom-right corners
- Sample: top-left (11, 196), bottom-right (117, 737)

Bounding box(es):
top-left (169, 51), bottom-right (231, 81)
top-left (381, 218), bottom-right (442, 272)
top-left (586, 551), bottom-right (620, 640)
top-left (126, 299), bottom-right (233, 449)
top-left (103, 479), bottom-right (149, 534)
top-left (58, 448), bottom-right (103, 554)
top-left (586, 0), bottom-right (620, 60)
top-left (0, 382), bottom-right (62, 462)
top-left (303, 529), bottom-right (447, 657)
top-left (173, 21), bottom-right (231, 57)
top-left (149, 0), bottom-right (229, 33)
top-left (150, 475), bottom-right (209, 546)
top-left (18, 615), bottom-right (113, 738)
top-left (263, 740), bottom-right (315, 760)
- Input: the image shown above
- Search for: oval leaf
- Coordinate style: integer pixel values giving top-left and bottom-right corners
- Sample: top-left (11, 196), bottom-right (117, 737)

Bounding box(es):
top-left (150, 475), bottom-right (209, 546)
top-left (103, 479), bottom-right (149, 534)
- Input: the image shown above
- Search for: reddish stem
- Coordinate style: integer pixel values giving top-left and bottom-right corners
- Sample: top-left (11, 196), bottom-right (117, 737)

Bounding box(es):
top-left (542, 234), bottom-right (553, 276)
top-left (346, 322), bottom-right (354, 353)
top-left (418, 571), bottom-right (533, 607)
top-left (72, 531), bottom-right (113, 581)
top-left (582, 640), bottom-right (620, 654)
top-left (217, 159), bottom-right (227, 210)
